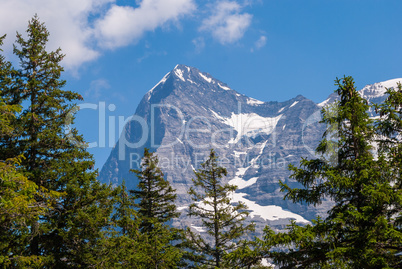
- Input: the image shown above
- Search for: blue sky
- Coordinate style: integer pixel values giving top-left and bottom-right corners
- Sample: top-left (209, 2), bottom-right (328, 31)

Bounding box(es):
top-left (1, 0), bottom-right (402, 169)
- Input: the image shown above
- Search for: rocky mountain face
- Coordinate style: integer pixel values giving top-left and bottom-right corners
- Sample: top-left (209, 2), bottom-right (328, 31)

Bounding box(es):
top-left (98, 64), bottom-right (402, 229)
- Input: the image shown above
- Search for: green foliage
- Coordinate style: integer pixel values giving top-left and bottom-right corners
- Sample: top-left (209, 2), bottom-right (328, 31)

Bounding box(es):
top-left (0, 102), bottom-right (58, 268)
top-left (259, 77), bottom-right (402, 268)
top-left (95, 180), bottom-right (183, 268)
top-left (186, 149), bottom-right (256, 268)
top-left (98, 221), bottom-right (183, 268)
top-left (112, 180), bottom-right (139, 236)
top-left (0, 39), bottom-right (59, 267)
top-left (130, 148), bottom-right (180, 232)
top-left (106, 148), bottom-right (183, 268)
top-left (0, 16), bottom-right (115, 267)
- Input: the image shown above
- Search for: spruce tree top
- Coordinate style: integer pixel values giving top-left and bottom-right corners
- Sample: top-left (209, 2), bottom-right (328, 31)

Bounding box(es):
top-left (130, 148), bottom-right (179, 232)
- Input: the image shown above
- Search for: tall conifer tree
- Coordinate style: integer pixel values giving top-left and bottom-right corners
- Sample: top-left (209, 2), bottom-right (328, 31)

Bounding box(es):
top-left (129, 148), bottom-right (183, 268)
top-left (259, 77), bottom-right (402, 268)
top-left (0, 92), bottom-right (60, 267)
top-left (131, 148), bottom-right (179, 232)
top-left (0, 16), bottom-right (115, 267)
top-left (0, 35), bottom-right (62, 267)
top-left (186, 149), bottom-right (255, 268)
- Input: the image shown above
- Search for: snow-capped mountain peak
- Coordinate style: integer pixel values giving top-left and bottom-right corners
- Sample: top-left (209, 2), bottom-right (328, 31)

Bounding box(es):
top-left (99, 65), bottom-right (332, 234)
top-left (360, 78), bottom-right (402, 100)
top-left (318, 78), bottom-right (402, 108)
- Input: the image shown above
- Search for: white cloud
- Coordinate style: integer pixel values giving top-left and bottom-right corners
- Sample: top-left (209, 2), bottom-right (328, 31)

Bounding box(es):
top-left (0, 0), bottom-right (113, 71)
top-left (85, 79), bottom-right (111, 100)
top-left (200, 1), bottom-right (252, 44)
top-left (0, 0), bottom-right (255, 70)
top-left (255, 35), bottom-right (267, 49)
top-left (0, 0), bottom-right (195, 71)
top-left (251, 34), bottom-right (266, 52)
top-left (95, 0), bottom-right (196, 49)
top-left (192, 37), bottom-right (205, 53)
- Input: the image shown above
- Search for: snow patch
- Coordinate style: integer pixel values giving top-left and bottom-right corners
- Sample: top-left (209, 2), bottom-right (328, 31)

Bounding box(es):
top-left (282, 124), bottom-right (286, 130)
top-left (290, 101), bottom-right (299, 108)
top-left (199, 72), bottom-right (212, 83)
top-left (379, 78), bottom-right (402, 90)
top-left (278, 107), bottom-right (285, 113)
top-left (247, 97), bottom-right (264, 106)
top-left (147, 72), bottom-right (170, 100)
top-left (229, 141), bottom-right (267, 189)
top-left (218, 83), bottom-right (231, 91)
top-left (248, 140), bottom-right (268, 169)
top-left (317, 98), bottom-right (330, 108)
top-left (174, 68), bottom-right (185, 81)
top-left (209, 109), bottom-right (225, 121)
top-left (229, 176), bottom-right (258, 190)
top-left (233, 151), bottom-right (247, 157)
top-left (230, 192), bottom-right (309, 223)
top-left (191, 225), bottom-right (206, 233)
top-left (360, 78), bottom-right (402, 99)
top-left (221, 113), bottom-right (282, 144)
top-left (236, 167), bottom-right (248, 177)
top-left (258, 140), bottom-right (268, 155)
top-left (228, 165), bottom-right (253, 191)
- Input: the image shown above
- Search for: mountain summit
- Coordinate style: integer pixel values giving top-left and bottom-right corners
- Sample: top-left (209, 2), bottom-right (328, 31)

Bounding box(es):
top-left (98, 65), bottom-right (402, 229)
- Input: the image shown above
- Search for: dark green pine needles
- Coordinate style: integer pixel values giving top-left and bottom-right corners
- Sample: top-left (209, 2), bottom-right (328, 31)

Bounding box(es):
top-left (130, 148), bottom-right (180, 233)
top-left (0, 16), bottom-right (115, 268)
top-left (186, 149), bottom-right (255, 268)
top-left (259, 76), bottom-right (402, 268)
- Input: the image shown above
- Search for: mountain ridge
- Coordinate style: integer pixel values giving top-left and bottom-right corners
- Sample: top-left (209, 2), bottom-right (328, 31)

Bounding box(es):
top-left (98, 64), bottom-right (402, 230)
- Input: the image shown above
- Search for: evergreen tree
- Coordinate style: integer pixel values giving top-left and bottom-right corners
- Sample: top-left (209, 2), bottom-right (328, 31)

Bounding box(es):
top-left (186, 149), bottom-right (255, 268)
top-left (1, 34), bottom-right (57, 268)
top-left (112, 180), bottom-right (138, 236)
top-left (130, 148), bottom-right (180, 232)
top-left (0, 16), bottom-right (115, 267)
top-left (0, 98), bottom-right (61, 267)
top-left (95, 181), bottom-right (143, 268)
top-left (259, 77), bottom-right (402, 268)
top-left (128, 148), bottom-right (184, 268)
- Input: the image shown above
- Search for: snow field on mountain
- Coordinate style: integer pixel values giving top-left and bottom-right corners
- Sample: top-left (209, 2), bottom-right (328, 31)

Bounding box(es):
top-left (147, 72), bottom-right (170, 99)
top-left (230, 192), bottom-right (309, 223)
top-left (221, 113), bottom-right (282, 144)
top-left (218, 83), bottom-right (230, 91)
top-left (247, 97), bottom-right (264, 105)
top-left (360, 78), bottom-right (402, 99)
top-left (290, 101), bottom-right (299, 108)
top-left (174, 68), bottom-right (185, 81)
top-left (199, 72), bottom-right (213, 83)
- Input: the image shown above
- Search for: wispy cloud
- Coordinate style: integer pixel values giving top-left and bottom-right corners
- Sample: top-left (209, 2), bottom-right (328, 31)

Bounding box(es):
top-left (200, 1), bottom-right (252, 44)
top-left (251, 35), bottom-right (267, 52)
top-left (192, 37), bottom-right (206, 54)
top-left (95, 0), bottom-right (196, 49)
top-left (85, 79), bottom-right (111, 100)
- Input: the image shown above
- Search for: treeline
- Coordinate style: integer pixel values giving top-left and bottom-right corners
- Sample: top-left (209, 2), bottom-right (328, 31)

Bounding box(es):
top-left (1, 16), bottom-right (402, 268)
